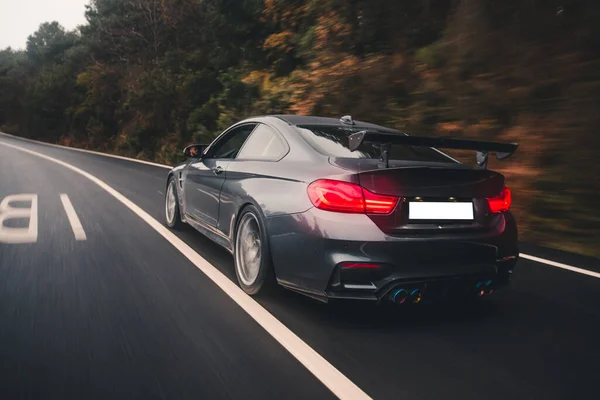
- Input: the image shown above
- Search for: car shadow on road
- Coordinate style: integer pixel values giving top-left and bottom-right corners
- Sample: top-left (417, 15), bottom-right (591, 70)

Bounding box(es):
top-left (258, 283), bottom-right (510, 334)
top-left (173, 224), bottom-right (239, 282)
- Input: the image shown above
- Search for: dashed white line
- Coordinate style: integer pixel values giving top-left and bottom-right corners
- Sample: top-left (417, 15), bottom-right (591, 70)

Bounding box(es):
top-left (60, 194), bottom-right (87, 241)
top-left (0, 140), bottom-right (371, 400)
top-left (519, 253), bottom-right (600, 279)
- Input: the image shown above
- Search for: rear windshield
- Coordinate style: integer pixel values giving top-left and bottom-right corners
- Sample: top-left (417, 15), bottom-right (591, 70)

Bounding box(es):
top-left (295, 125), bottom-right (455, 163)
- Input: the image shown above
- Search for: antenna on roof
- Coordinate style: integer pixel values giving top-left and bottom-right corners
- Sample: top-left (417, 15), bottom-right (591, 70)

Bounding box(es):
top-left (340, 115), bottom-right (355, 125)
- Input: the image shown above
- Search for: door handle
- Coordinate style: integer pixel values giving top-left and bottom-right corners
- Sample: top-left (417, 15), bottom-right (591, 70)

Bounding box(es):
top-left (212, 166), bottom-right (223, 175)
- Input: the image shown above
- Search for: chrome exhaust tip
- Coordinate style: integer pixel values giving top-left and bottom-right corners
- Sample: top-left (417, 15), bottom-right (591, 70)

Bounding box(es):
top-left (475, 280), bottom-right (495, 296)
top-left (484, 280), bottom-right (495, 295)
top-left (389, 287), bottom-right (424, 305)
top-left (409, 288), bottom-right (422, 304)
top-left (391, 288), bottom-right (408, 305)
top-left (475, 281), bottom-right (485, 296)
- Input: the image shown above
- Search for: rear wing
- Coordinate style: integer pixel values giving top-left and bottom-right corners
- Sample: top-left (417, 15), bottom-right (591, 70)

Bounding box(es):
top-left (348, 131), bottom-right (519, 169)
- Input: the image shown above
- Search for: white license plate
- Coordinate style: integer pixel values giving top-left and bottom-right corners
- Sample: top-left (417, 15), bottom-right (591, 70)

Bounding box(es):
top-left (408, 202), bottom-right (474, 220)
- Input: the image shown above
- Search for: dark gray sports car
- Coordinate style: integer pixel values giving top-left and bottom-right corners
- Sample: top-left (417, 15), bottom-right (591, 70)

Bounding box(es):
top-left (164, 115), bottom-right (519, 304)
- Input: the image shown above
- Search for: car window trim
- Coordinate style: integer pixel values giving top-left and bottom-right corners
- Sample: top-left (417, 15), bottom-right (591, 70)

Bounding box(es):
top-left (203, 122), bottom-right (259, 160)
top-left (234, 122), bottom-right (290, 162)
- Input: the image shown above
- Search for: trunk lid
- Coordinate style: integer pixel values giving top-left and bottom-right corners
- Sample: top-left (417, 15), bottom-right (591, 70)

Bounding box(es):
top-left (330, 158), bottom-right (506, 235)
top-left (358, 165), bottom-right (504, 198)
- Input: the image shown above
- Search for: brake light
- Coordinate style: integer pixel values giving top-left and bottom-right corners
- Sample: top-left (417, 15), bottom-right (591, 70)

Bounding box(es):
top-left (307, 179), bottom-right (398, 214)
top-left (363, 190), bottom-right (399, 213)
top-left (487, 187), bottom-right (511, 213)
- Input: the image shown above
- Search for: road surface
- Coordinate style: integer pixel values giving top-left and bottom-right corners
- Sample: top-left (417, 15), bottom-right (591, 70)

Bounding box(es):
top-left (0, 133), bottom-right (599, 400)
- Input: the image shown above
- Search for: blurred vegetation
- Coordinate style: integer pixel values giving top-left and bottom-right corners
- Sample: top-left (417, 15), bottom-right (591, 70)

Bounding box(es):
top-left (1, 0), bottom-right (599, 257)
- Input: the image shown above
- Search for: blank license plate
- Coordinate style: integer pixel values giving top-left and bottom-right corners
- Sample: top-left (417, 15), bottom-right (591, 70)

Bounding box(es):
top-left (409, 202), bottom-right (474, 220)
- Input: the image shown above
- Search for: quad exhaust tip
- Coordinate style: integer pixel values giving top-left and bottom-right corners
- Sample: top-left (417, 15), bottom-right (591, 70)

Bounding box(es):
top-left (475, 280), bottom-right (495, 296)
top-left (390, 280), bottom-right (495, 304)
top-left (391, 287), bottom-right (422, 305)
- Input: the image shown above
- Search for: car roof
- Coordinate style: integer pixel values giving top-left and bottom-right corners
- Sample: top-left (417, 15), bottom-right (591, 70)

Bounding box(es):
top-left (269, 114), bottom-right (398, 132)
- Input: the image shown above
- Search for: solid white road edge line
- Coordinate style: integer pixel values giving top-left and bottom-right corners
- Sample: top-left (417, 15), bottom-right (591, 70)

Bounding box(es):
top-left (0, 131), bottom-right (172, 170)
top-left (60, 194), bottom-right (87, 241)
top-left (519, 253), bottom-right (600, 279)
top-left (0, 140), bottom-right (371, 400)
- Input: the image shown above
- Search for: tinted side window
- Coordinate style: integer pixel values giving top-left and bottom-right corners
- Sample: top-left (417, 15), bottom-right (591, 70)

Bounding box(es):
top-left (208, 124), bottom-right (256, 159)
top-left (236, 124), bottom-right (287, 160)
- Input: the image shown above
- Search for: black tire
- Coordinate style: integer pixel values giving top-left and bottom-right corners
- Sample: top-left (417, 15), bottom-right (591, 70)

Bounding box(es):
top-left (165, 176), bottom-right (184, 229)
top-left (233, 205), bottom-right (277, 295)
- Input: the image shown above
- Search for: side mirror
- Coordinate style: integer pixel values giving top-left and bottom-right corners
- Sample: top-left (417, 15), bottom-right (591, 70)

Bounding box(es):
top-left (183, 144), bottom-right (206, 158)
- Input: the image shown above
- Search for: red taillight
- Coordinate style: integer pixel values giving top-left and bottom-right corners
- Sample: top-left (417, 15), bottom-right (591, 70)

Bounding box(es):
top-left (487, 187), bottom-right (512, 213)
top-left (307, 179), bottom-right (365, 213)
top-left (363, 189), bottom-right (398, 214)
top-left (307, 179), bottom-right (398, 214)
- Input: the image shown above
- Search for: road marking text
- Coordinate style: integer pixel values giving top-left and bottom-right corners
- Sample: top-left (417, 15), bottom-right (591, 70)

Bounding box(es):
top-left (0, 194), bottom-right (38, 244)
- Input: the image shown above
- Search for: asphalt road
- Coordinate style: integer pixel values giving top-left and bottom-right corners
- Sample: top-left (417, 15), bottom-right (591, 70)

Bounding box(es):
top-left (1, 133), bottom-right (599, 400)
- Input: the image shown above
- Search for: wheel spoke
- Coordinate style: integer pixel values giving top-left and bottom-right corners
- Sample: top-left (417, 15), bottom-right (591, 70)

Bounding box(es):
top-left (165, 182), bottom-right (177, 223)
top-left (235, 213), bottom-right (262, 286)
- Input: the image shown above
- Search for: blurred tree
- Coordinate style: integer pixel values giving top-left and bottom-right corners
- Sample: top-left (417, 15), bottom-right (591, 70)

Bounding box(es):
top-left (0, 49), bottom-right (28, 130)
top-left (26, 22), bottom-right (80, 68)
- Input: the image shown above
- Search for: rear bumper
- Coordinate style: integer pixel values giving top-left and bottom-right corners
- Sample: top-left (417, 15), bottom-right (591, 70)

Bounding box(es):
top-left (324, 257), bottom-right (517, 302)
top-left (266, 208), bottom-right (518, 302)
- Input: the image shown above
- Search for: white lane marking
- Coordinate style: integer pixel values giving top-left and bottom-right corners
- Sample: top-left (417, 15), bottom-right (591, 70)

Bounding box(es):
top-left (158, 190), bottom-right (164, 195)
top-left (0, 131), bottom-right (172, 170)
top-left (0, 194), bottom-right (38, 244)
top-left (520, 253), bottom-right (600, 279)
top-left (0, 141), bottom-right (371, 400)
top-left (60, 194), bottom-right (87, 241)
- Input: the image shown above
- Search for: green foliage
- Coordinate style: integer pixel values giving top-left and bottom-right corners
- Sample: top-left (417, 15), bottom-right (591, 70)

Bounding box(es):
top-left (26, 22), bottom-right (79, 67)
top-left (0, 49), bottom-right (28, 130)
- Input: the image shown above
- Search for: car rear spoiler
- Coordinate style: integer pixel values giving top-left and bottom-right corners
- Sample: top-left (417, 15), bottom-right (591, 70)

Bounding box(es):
top-left (348, 131), bottom-right (519, 169)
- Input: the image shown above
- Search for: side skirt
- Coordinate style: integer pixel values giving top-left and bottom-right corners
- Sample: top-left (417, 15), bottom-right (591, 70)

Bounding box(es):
top-left (184, 212), bottom-right (233, 253)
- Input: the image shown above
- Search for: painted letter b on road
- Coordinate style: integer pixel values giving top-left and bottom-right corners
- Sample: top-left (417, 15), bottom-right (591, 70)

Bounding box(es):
top-left (0, 194), bottom-right (38, 244)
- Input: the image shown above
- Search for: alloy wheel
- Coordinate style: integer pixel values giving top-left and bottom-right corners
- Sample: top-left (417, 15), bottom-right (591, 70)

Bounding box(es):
top-left (235, 213), bottom-right (262, 286)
